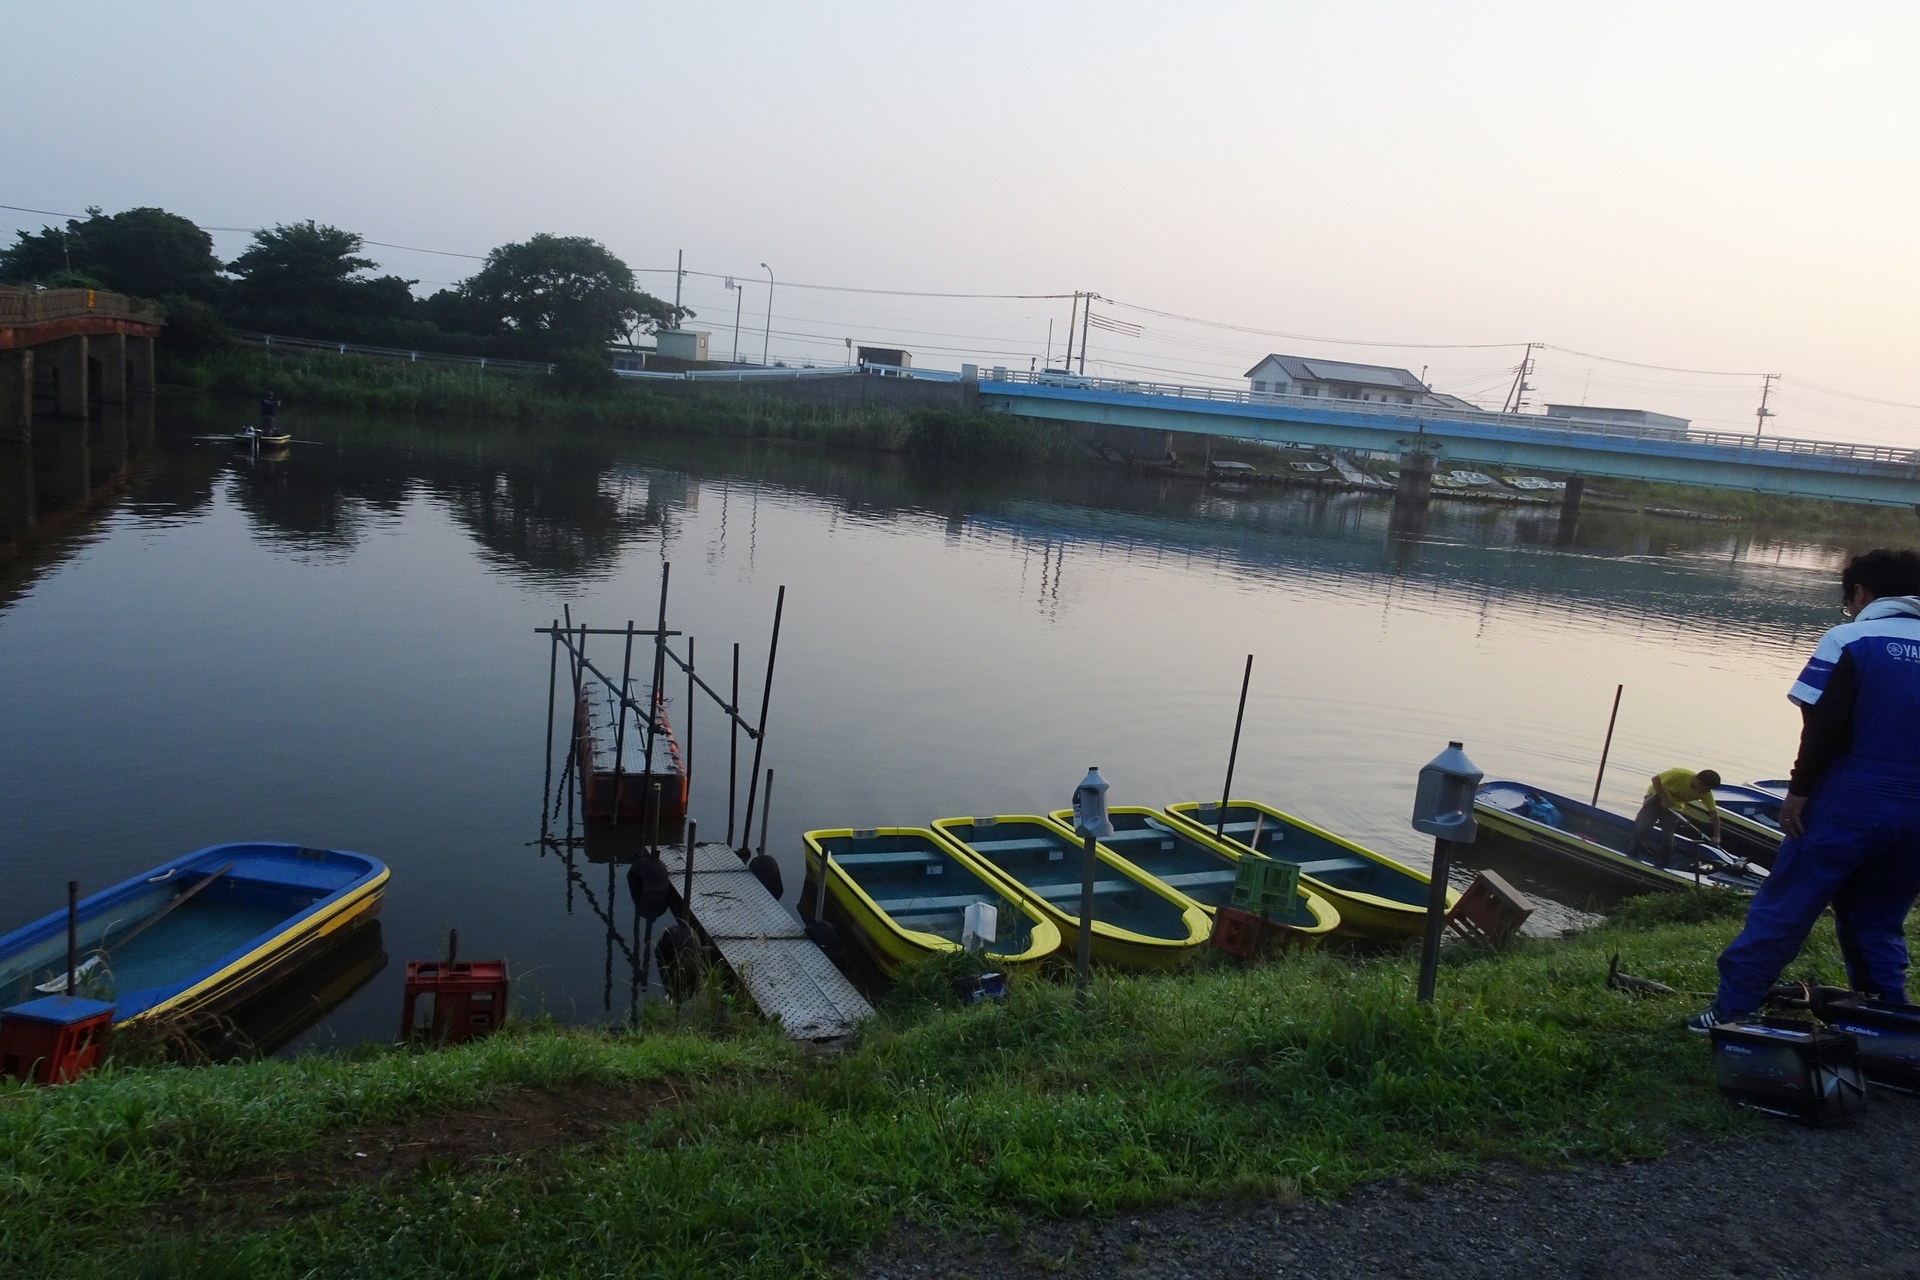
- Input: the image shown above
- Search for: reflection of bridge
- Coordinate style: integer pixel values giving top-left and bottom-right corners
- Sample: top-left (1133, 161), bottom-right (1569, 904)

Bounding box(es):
top-left (973, 372), bottom-right (1920, 510)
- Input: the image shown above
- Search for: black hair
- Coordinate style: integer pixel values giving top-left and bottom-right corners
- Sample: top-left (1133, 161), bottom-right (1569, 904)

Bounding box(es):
top-left (1696, 769), bottom-right (1721, 788)
top-left (1841, 549), bottom-right (1920, 602)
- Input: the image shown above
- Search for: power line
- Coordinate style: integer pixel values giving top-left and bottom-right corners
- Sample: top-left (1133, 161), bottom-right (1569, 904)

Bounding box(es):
top-left (1103, 295), bottom-right (1526, 350)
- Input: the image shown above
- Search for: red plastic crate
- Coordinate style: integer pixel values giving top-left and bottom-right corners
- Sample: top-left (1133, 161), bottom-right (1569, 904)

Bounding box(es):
top-left (0, 996), bottom-right (115, 1084)
top-left (400, 960), bottom-right (509, 1045)
top-left (1209, 906), bottom-right (1265, 960)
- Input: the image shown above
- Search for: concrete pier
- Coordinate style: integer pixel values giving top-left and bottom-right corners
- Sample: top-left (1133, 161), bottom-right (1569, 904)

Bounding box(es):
top-left (92, 332), bottom-right (127, 403)
top-left (1394, 450), bottom-right (1435, 508)
top-left (46, 335), bottom-right (88, 417)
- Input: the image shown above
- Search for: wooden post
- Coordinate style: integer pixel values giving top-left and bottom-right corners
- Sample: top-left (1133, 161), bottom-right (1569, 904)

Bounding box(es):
top-left (1591, 684), bottom-right (1623, 808)
top-left (1217, 654), bottom-right (1253, 839)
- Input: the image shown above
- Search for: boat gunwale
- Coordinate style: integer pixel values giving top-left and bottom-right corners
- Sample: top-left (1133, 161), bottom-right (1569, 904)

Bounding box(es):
top-left (1161, 800), bottom-right (1449, 917)
top-left (927, 814), bottom-right (1211, 952)
top-left (801, 827), bottom-right (1060, 968)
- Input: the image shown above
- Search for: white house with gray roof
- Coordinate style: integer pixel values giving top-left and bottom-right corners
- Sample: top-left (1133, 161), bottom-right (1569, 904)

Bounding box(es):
top-left (1242, 354), bottom-right (1435, 405)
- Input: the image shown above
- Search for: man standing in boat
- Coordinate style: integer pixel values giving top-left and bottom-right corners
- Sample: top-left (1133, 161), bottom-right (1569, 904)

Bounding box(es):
top-left (1632, 767), bottom-right (1722, 865)
top-left (1692, 548), bottom-right (1920, 1030)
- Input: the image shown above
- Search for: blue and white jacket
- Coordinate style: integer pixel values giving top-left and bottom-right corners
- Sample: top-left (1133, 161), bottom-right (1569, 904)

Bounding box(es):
top-left (1787, 595), bottom-right (1920, 794)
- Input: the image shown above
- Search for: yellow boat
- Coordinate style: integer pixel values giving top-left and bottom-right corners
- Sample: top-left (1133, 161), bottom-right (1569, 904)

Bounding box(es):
top-left (1051, 806), bottom-right (1340, 942)
top-left (930, 814), bottom-right (1211, 971)
top-left (801, 827), bottom-right (1060, 977)
top-left (1164, 801), bottom-right (1454, 940)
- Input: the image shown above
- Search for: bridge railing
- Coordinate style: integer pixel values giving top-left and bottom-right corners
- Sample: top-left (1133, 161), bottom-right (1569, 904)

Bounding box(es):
top-left (980, 368), bottom-right (1920, 468)
top-left (0, 286), bottom-right (163, 326)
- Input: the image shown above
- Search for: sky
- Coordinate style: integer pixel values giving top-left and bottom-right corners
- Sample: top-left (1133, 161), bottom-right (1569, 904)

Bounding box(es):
top-left (6, 1), bottom-right (1919, 443)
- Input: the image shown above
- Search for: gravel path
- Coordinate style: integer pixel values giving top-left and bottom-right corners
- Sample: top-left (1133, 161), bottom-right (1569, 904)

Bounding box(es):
top-left (865, 1093), bottom-right (1920, 1280)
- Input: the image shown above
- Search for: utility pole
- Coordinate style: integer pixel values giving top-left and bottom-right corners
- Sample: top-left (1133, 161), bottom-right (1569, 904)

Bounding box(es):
top-left (1754, 373), bottom-right (1778, 443)
top-left (1501, 342), bottom-right (1538, 415)
top-left (1078, 292), bottom-right (1094, 376)
top-left (674, 250), bottom-right (684, 320)
top-left (1045, 319), bottom-right (1053, 369)
top-left (760, 263), bottom-right (774, 366)
top-left (724, 277), bottom-right (742, 363)
top-left (1062, 293), bottom-right (1079, 372)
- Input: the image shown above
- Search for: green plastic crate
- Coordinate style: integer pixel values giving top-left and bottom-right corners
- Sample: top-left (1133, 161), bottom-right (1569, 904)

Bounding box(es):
top-left (1231, 857), bottom-right (1299, 917)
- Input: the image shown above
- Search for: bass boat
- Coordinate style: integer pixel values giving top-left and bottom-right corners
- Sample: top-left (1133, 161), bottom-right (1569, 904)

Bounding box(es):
top-left (1473, 781), bottom-right (1766, 892)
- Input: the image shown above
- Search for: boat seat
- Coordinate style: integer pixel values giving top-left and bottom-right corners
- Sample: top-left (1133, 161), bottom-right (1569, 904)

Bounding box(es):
top-left (871, 892), bottom-right (990, 915)
top-left (963, 837), bottom-right (1061, 857)
top-left (1101, 828), bottom-right (1172, 843)
top-left (1156, 870), bottom-right (1238, 890)
top-left (1031, 879), bottom-right (1137, 903)
top-left (1297, 856), bottom-right (1369, 876)
top-left (832, 851), bottom-right (942, 869)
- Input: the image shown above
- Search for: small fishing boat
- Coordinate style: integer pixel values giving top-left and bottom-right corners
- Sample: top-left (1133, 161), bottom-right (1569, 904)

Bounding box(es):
top-left (1289, 461), bottom-right (1332, 473)
top-left (1164, 801), bottom-right (1448, 940)
top-left (802, 827), bottom-right (1060, 976)
top-left (574, 686), bottom-right (687, 822)
top-left (1748, 778), bottom-right (1790, 800)
top-left (1685, 784), bottom-right (1787, 869)
top-left (0, 843), bottom-right (388, 1031)
top-left (930, 815), bottom-right (1210, 971)
top-left (1473, 780), bottom-right (1766, 892)
top-left (1048, 806), bottom-right (1339, 941)
top-left (233, 426), bottom-right (292, 447)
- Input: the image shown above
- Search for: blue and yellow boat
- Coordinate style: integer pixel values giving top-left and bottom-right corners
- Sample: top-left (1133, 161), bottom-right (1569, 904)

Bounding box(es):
top-left (1048, 806), bottom-right (1340, 942)
top-left (1163, 800), bottom-right (1451, 940)
top-left (0, 842), bottom-right (389, 1029)
top-left (801, 827), bottom-right (1060, 976)
top-left (930, 814), bottom-right (1211, 971)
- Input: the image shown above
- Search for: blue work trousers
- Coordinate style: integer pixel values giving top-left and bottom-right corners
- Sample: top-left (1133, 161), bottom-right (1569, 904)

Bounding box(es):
top-left (1716, 768), bottom-right (1920, 1017)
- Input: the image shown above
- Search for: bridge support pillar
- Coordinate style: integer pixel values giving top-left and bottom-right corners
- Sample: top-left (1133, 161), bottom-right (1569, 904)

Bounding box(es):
top-left (93, 332), bottom-right (127, 403)
top-left (128, 336), bottom-right (155, 393)
top-left (0, 349), bottom-right (30, 445)
top-left (1394, 451), bottom-right (1434, 508)
top-left (44, 335), bottom-right (89, 417)
top-left (1559, 475), bottom-right (1585, 521)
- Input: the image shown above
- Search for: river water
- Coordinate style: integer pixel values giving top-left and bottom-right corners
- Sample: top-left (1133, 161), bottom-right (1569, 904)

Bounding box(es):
top-left (0, 399), bottom-right (1852, 1047)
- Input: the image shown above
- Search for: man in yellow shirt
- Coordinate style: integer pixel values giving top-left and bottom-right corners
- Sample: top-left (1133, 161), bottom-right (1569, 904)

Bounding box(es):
top-left (1632, 768), bottom-right (1723, 864)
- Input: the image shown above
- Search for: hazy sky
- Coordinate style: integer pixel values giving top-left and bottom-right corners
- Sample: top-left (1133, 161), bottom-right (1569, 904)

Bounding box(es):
top-left (8, 2), bottom-right (1918, 442)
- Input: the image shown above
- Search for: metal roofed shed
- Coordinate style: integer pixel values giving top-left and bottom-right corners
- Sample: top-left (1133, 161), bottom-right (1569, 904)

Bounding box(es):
top-left (1544, 404), bottom-right (1691, 439)
top-left (857, 346), bottom-right (912, 375)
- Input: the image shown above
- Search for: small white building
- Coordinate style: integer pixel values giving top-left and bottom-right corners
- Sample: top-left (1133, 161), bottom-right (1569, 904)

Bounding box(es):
top-left (1243, 354), bottom-right (1431, 406)
top-left (1543, 404), bottom-right (1690, 438)
top-left (655, 330), bottom-right (711, 362)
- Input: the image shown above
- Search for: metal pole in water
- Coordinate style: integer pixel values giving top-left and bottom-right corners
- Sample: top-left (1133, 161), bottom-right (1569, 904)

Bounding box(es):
top-left (727, 643), bottom-right (741, 846)
top-left (681, 817), bottom-right (698, 926)
top-left (1591, 683), bottom-right (1624, 808)
top-left (1217, 654), bottom-right (1254, 839)
top-left (610, 620), bottom-right (637, 826)
top-left (641, 565), bottom-right (671, 828)
top-left (1075, 831), bottom-right (1096, 1007)
top-left (685, 637), bottom-right (695, 810)
top-left (737, 585), bottom-right (786, 857)
top-left (541, 619), bottom-right (559, 833)
top-left (1417, 837), bottom-right (1450, 1004)
top-left (66, 881), bottom-right (78, 997)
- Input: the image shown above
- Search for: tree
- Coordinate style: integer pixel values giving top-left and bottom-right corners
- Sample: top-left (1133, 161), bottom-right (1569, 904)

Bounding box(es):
top-left (226, 221), bottom-right (415, 319)
top-left (457, 234), bottom-right (679, 358)
top-left (0, 206), bottom-right (222, 300)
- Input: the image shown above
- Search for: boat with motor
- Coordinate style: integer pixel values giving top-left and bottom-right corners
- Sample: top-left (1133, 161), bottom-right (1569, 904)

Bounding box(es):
top-left (801, 827), bottom-right (1060, 977)
top-left (930, 814), bottom-right (1211, 971)
top-left (0, 842), bottom-right (389, 1032)
top-left (1473, 780), bottom-right (1766, 892)
top-left (1685, 783), bottom-right (1787, 869)
top-left (1048, 805), bottom-right (1339, 941)
top-left (1163, 800), bottom-right (1450, 940)
top-left (233, 426), bottom-right (292, 447)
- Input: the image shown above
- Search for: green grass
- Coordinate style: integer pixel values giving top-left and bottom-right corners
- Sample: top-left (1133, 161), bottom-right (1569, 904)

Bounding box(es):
top-left (161, 347), bottom-right (1085, 465)
top-left (5, 896), bottom-right (1880, 1278)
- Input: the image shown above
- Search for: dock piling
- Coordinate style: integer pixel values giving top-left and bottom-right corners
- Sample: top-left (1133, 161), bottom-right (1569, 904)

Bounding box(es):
top-left (736, 585), bottom-right (786, 859)
top-left (727, 643), bottom-right (741, 845)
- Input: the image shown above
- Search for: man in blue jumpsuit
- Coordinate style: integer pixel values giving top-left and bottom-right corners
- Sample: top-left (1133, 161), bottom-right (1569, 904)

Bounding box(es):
top-left (1692, 548), bottom-right (1920, 1029)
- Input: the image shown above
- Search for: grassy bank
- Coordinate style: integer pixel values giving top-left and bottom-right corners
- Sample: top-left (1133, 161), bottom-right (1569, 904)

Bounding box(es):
top-left (5, 892), bottom-right (1882, 1278)
top-left (163, 347), bottom-right (1084, 465)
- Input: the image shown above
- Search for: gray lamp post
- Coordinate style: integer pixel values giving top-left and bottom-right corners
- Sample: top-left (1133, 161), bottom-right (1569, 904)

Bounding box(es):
top-left (760, 263), bottom-right (774, 366)
top-left (1070, 766), bottom-right (1114, 1007)
top-left (724, 277), bottom-right (743, 364)
top-left (1410, 741), bottom-right (1482, 1004)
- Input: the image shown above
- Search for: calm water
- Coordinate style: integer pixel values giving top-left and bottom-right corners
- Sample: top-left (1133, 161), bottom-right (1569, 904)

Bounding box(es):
top-left (0, 399), bottom-right (1854, 1046)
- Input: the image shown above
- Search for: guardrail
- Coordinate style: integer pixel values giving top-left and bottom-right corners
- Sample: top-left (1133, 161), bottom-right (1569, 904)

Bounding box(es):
top-left (229, 330), bottom-right (555, 375)
top-left (978, 368), bottom-right (1920, 468)
top-left (615, 363), bottom-right (859, 382)
top-left (0, 286), bottom-right (163, 326)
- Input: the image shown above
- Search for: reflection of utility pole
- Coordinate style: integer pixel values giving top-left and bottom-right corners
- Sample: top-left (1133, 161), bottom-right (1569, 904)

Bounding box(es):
top-left (1501, 343), bottom-right (1538, 414)
top-left (1754, 373), bottom-right (1778, 443)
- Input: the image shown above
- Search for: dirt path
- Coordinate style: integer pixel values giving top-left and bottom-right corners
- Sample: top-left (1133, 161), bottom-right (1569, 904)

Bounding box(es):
top-left (866, 1093), bottom-right (1920, 1280)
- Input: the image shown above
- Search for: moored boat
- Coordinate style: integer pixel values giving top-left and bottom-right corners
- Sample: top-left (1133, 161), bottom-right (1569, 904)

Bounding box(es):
top-left (1686, 783), bottom-right (1786, 869)
top-left (1473, 780), bottom-right (1766, 892)
top-left (233, 427), bottom-right (292, 447)
top-left (1048, 805), bottom-right (1339, 941)
top-left (929, 815), bottom-right (1211, 971)
top-left (0, 842), bottom-right (389, 1031)
top-left (802, 827), bottom-right (1060, 977)
top-left (1164, 800), bottom-right (1448, 940)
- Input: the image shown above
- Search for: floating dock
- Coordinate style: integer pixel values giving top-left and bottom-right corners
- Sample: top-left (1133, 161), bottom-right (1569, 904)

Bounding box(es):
top-left (659, 842), bottom-right (872, 1042)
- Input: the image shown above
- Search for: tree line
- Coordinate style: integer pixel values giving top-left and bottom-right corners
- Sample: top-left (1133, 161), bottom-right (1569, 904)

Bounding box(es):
top-left (0, 206), bottom-right (685, 374)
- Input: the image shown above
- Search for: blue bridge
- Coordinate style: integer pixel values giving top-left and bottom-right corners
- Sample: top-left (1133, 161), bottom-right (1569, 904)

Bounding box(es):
top-left (973, 372), bottom-right (1920, 510)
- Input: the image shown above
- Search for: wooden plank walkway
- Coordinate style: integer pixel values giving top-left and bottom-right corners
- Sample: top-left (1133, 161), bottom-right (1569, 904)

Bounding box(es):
top-left (659, 842), bottom-right (872, 1043)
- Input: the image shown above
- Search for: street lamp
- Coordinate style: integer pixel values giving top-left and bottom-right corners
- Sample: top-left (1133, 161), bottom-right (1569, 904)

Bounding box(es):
top-left (760, 262), bottom-right (775, 367)
top-left (724, 277), bottom-right (743, 364)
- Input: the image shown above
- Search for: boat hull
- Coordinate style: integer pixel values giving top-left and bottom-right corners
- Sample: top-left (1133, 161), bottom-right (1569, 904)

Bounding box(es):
top-left (1163, 801), bottom-right (1447, 940)
top-left (1686, 785), bottom-right (1786, 870)
top-left (930, 815), bottom-right (1211, 971)
top-left (1474, 781), bottom-right (1765, 893)
top-left (0, 843), bottom-right (389, 1031)
top-left (803, 828), bottom-right (1060, 978)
